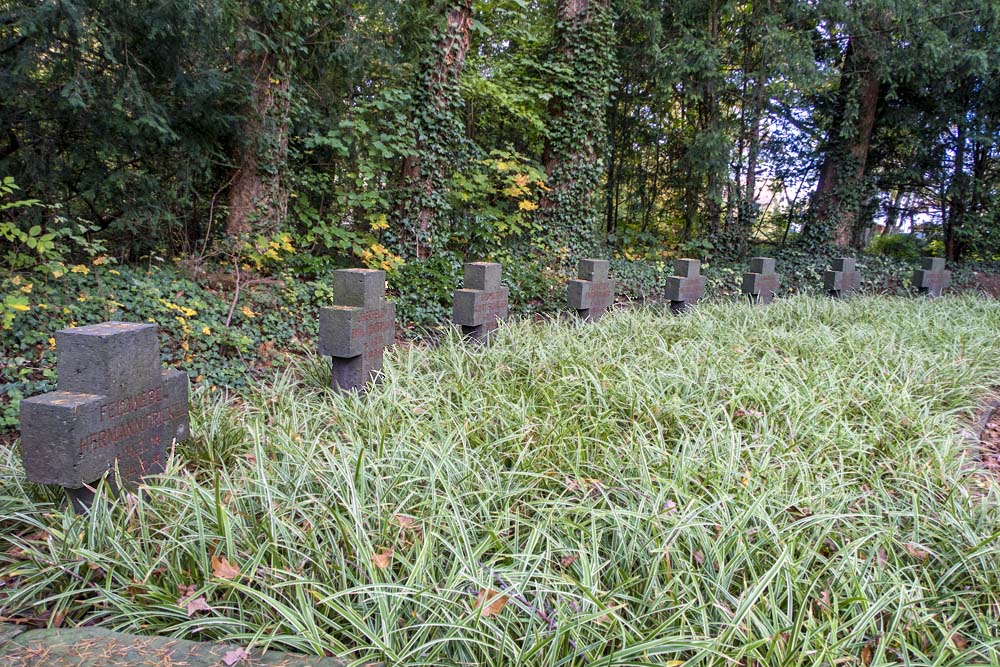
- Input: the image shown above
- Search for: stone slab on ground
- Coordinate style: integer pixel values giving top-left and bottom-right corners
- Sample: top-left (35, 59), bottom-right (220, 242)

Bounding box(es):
top-left (0, 623), bottom-right (356, 667)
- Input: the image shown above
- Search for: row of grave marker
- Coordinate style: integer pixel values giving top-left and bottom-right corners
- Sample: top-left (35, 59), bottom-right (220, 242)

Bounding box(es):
top-left (19, 255), bottom-right (950, 510)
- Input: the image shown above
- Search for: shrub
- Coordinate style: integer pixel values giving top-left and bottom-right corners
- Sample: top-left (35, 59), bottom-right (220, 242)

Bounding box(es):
top-left (867, 233), bottom-right (922, 261)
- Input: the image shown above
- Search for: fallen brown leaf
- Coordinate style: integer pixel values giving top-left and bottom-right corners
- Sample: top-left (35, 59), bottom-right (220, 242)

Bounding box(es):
top-left (222, 646), bottom-right (250, 665)
top-left (860, 636), bottom-right (879, 665)
top-left (560, 554), bottom-right (579, 568)
top-left (951, 632), bottom-right (969, 650)
top-left (212, 555), bottom-right (240, 580)
top-left (372, 547), bottom-right (394, 570)
top-left (903, 543), bottom-right (930, 561)
top-left (178, 590), bottom-right (212, 617)
top-left (475, 589), bottom-right (508, 617)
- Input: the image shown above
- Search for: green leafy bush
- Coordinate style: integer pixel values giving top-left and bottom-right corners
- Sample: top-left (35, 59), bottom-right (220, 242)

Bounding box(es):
top-left (867, 233), bottom-right (923, 261)
top-left (389, 252), bottom-right (463, 329)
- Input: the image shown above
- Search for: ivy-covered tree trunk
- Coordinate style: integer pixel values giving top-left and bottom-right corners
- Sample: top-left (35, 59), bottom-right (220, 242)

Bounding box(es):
top-left (807, 34), bottom-right (882, 249)
top-left (538, 0), bottom-right (614, 256)
top-left (226, 50), bottom-right (290, 238)
top-left (396, 1), bottom-right (472, 259)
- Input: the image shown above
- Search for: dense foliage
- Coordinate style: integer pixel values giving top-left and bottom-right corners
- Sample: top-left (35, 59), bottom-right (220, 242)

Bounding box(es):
top-left (2, 1), bottom-right (998, 276)
top-left (1, 249), bottom-right (988, 433)
top-left (3, 296), bottom-right (1000, 664)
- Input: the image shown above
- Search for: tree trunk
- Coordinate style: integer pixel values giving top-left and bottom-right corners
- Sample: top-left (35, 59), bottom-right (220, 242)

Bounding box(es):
top-left (739, 70), bottom-right (765, 250)
top-left (538, 0), bottom-right (614, 255)
top-left (226, 51), bottom-right (290, 238)
top-left (397, 1), bottom-right (472, 259)
top-left (604, 95), bottom-right (619, 240)
top-left (883, 189), bottom-right (905, 234)
top-left (701, 4), bottom-right (722, 237)
top-left (807, 34), bottom-right (882, 248)
top-left (945, 117), bottom-right (967, 262)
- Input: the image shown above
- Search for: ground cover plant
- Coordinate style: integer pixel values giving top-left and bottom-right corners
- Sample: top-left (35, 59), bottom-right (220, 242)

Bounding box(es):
top-left (2, 295), bottom-right (1000, 665)
top-left (4, 251), bottom-right (994, 433)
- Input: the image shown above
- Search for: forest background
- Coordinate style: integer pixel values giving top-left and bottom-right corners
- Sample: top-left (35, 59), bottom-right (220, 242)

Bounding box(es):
top-left (2, 0), bottom-right (1000, 427)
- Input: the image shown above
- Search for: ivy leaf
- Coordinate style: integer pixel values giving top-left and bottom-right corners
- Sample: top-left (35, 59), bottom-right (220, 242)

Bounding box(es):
top-left (471, 19), bottom-right (492, 36)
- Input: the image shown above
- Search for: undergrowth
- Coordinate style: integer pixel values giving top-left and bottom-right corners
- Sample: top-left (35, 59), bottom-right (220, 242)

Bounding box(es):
top-left (2, 295), bottom-right (1000, 665)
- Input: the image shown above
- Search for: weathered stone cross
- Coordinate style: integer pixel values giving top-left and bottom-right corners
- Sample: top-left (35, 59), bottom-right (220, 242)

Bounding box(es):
top-left (911, 257), bottom-right (950, 297)
top-left (824, 257), bottom-right (862, 298)
top-left (666, 258), bottom-right (707, 313)
top-left (319, 268), bottom-right (396, 391)
top-left (741, 256), bottom-right (780, 304)
top-left (19, 322), bottom-right (190, 511)
top-left (453, 262), bottom-right (509, 342)
top-left (567, 259), bottom-right (615, 321)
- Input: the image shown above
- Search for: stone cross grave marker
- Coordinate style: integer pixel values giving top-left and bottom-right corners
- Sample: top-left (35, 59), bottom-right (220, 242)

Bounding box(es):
top-left (666, 258), bottom-right (707, 313)
top-left (319, 268), bottom-right (395, 391)
top-left (567, 259), bottom-right (615, 321)
top-left (824, 257), bottom-right (862, 298)
top-left (453, 262), bottom-right (509, 342)
top-left (912, 257), bottom-right (951, 297)
top-left (19, 322), bottom-right (190, 511)
top-left (741, 257), bottom-right (780, 304)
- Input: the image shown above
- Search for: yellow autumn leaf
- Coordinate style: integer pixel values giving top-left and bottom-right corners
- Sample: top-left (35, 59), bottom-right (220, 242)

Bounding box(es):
top-left (241, 306), bottom-right (257, 318)
top-left (20, 283), bottom-right (32, 293)
top-left (70, 264), bottom-right (90, 275)
top-left (518, 200), bottom-right (538, 211)
top-left (10, 303), bottom-right (30, 312)
top-left (202, 326), bottom-right (211, 335)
